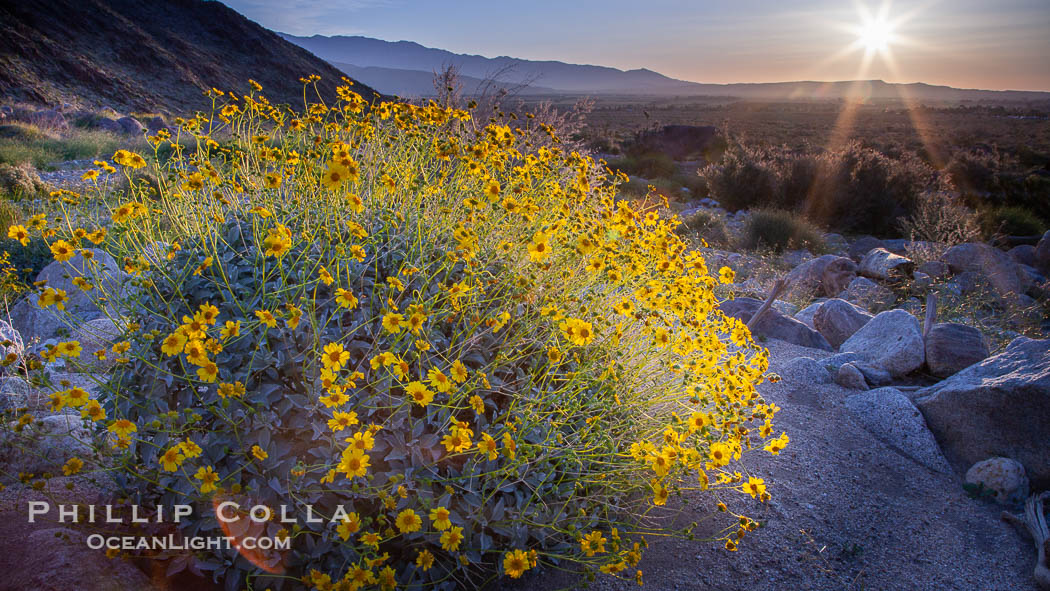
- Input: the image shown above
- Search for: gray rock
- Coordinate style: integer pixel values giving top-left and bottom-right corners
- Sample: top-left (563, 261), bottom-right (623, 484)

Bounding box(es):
top-left (822, 256), bottom-right (859, 297)
top-left (116, 116), bottom-right (144, 135)
top-left (881, 239), bottom-right (918, 256)
top-left (899, 297), bottom-right (925, 317)
top-left (793, 301), bottom-right (823, 329)
top-left (813, 298), bottom-right (873, 349)
top-left (1008, 244), bottom-right (1037, 267)
top-left (71, 318), bottom-right (121, 369)
top-left (839, 276), bottom-right (895, 310)
top-left (0, 413), bottom-right (91, 476)
top-left (28, 108), bottom-right (67, 129)
top-left (11, 527), bottom-right (158, 590)
top-left (36, 248), bottom-right (122, 314)
top-left (1036, 230), bottom-right (1050, 273)
top-left (912, 271), bottom-right (932, 290)
top-left (94, 117), bottom-right (123, 134)
top-left (859, 248), bottom-right (915, 281)
top-left (942, 242), bottom-right (1027, 303)
top-left (835, 363), bottom-right (869, 390)
top-left (965, 457), bottom-right (1029, 506)
top-left (925, 322), bottom-right (989, 378)
top-left (719, 297), bottom-right (832, 350)
top-left (780, 249), bottom-right (814, 269)
top-left (840, 309), bottom-right (925, 377)
top-left (854, 362), bottom-right (893, 387)
top-left (9, 299), bottom-right (69, 345)
top-left (915, 337), bottom-right (1050, 488)
top-left (0, 319), bottom-right (24, 364)
top-left (845, 387), bottom-right (952, 473)
top-left (823, 351), bottom-right (865, 373)
top-left (949, 270), bottom-right (981, 295)
top-left (771, 300), bottom-right (798, 316)
top-left (10, 249), bottom-right (123, 343)
top-left (917, 260), bottom-right (949, 279)
top-left (0, 376), bottom-right (33, 411)
top-left (1018, 264), bottom-right (1045, 290)
top-left (146, 115), bottom-right (168, 132)
top-left (823, 233), bottom-right (848, 253)
top-left (785, 255), bottom-right (858, 298)
top-left (849, 235), bottom-right (886, 262)
top-left (779, 356), bottom-right (831, 385)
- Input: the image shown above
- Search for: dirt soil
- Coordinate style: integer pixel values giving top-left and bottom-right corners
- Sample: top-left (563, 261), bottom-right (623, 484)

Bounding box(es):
top-left (524, 339), bottom-right (1038, 591)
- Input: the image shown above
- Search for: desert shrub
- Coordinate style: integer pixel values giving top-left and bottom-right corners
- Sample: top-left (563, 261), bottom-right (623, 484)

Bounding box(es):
top-left (739, 208), bottom-right (825, 253)
top-left (608, 150), bottom-right (677, 180)
top-left (898, 191), bottom-right (981, 248)
top-left (0, 163), bottom-right (50, 196)
top-left (772, 152), bottom-right (819, 210)
top-left (675, 172), bottom-right (709, 199)
top-left (981, 205), bottom-right (1048, 237)
top-left (700, 143), bottom-right (778, 211)
top-left (12, 84), bottom-right (781, 589)
top-left (675, 209), bottom-right (730, 247)
top-left (945, 148), bottom-right (1004, 202)
top-left (1020, 173), bottom-right (1050, 211)
top-left (804, 142), bottom-right (946, 236)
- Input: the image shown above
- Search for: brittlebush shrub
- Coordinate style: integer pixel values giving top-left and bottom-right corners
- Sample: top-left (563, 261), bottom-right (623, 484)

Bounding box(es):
top-left (13, 81), bottom-right (783, 590)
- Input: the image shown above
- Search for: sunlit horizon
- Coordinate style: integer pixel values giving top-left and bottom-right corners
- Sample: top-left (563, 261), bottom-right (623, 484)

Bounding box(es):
top-left (222, 0), bottom-right (1050, 92)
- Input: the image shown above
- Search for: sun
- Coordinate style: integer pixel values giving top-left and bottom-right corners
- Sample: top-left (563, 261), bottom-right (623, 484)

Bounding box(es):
top-left (858, 18), bottom-right (895, 52)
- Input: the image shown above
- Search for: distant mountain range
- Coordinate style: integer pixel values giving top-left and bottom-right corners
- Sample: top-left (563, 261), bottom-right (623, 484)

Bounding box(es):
top-left (282, 33), bottom-right (1050, 102)
top-left (0, 0), bottom-right (378, 114)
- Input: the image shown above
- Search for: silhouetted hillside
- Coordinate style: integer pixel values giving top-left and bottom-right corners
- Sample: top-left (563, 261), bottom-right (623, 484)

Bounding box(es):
top-left (283, 33), bottom-right (1050, 102)
top-left (0, 0), bottom-right (379, 113)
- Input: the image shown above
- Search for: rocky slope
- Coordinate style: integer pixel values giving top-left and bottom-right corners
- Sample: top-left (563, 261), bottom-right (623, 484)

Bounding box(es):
top-left (0, 0), bottom-right (379, 113)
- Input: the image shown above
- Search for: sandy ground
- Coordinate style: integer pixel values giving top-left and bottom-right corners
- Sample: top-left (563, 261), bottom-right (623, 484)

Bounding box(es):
top-left (521, 339), bottom-right (1037, 591)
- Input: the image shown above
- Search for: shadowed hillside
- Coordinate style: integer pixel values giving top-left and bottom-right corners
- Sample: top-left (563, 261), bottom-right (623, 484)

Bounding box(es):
top-left (0, 0), bottom-right (379, 113)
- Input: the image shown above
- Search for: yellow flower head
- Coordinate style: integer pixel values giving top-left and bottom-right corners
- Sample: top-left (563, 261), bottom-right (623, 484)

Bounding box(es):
top-left (394, 508), bottom-right (422, 534)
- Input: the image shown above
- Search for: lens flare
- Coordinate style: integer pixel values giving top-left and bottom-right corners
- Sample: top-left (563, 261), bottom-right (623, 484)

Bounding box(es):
top-left (858, 19), bottom-right (894, 52)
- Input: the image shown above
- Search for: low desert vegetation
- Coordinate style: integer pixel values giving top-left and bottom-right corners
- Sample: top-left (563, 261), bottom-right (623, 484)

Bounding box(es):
top-left (0, 120), bottom-right (143, 169)
top-left (700, 140), bottom-right (948, 237)
top-left (4, 80), bottom-right (785, 589)
top-left (739, 209), bottom-right (826, 253)
top-left (674, 209), bottom-right (731, 248)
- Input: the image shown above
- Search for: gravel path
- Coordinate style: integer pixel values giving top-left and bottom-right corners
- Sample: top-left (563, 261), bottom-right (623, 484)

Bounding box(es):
top-left (522, 339), bottom-right (1037, 591)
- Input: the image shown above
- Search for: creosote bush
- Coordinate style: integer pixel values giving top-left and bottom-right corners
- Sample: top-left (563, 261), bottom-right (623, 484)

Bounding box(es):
top-left (700, 140), bottom-right (947, 236)
top-left (740, 209), bottom-right (825, 253)
top-left (699, 143), bottom-right (778, 212)
top-left (8, 79), bottom-right (783, 590)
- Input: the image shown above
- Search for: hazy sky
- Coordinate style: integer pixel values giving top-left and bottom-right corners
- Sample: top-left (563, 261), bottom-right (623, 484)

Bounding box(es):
top-left (221, 0), bottom-right (1050, 91)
